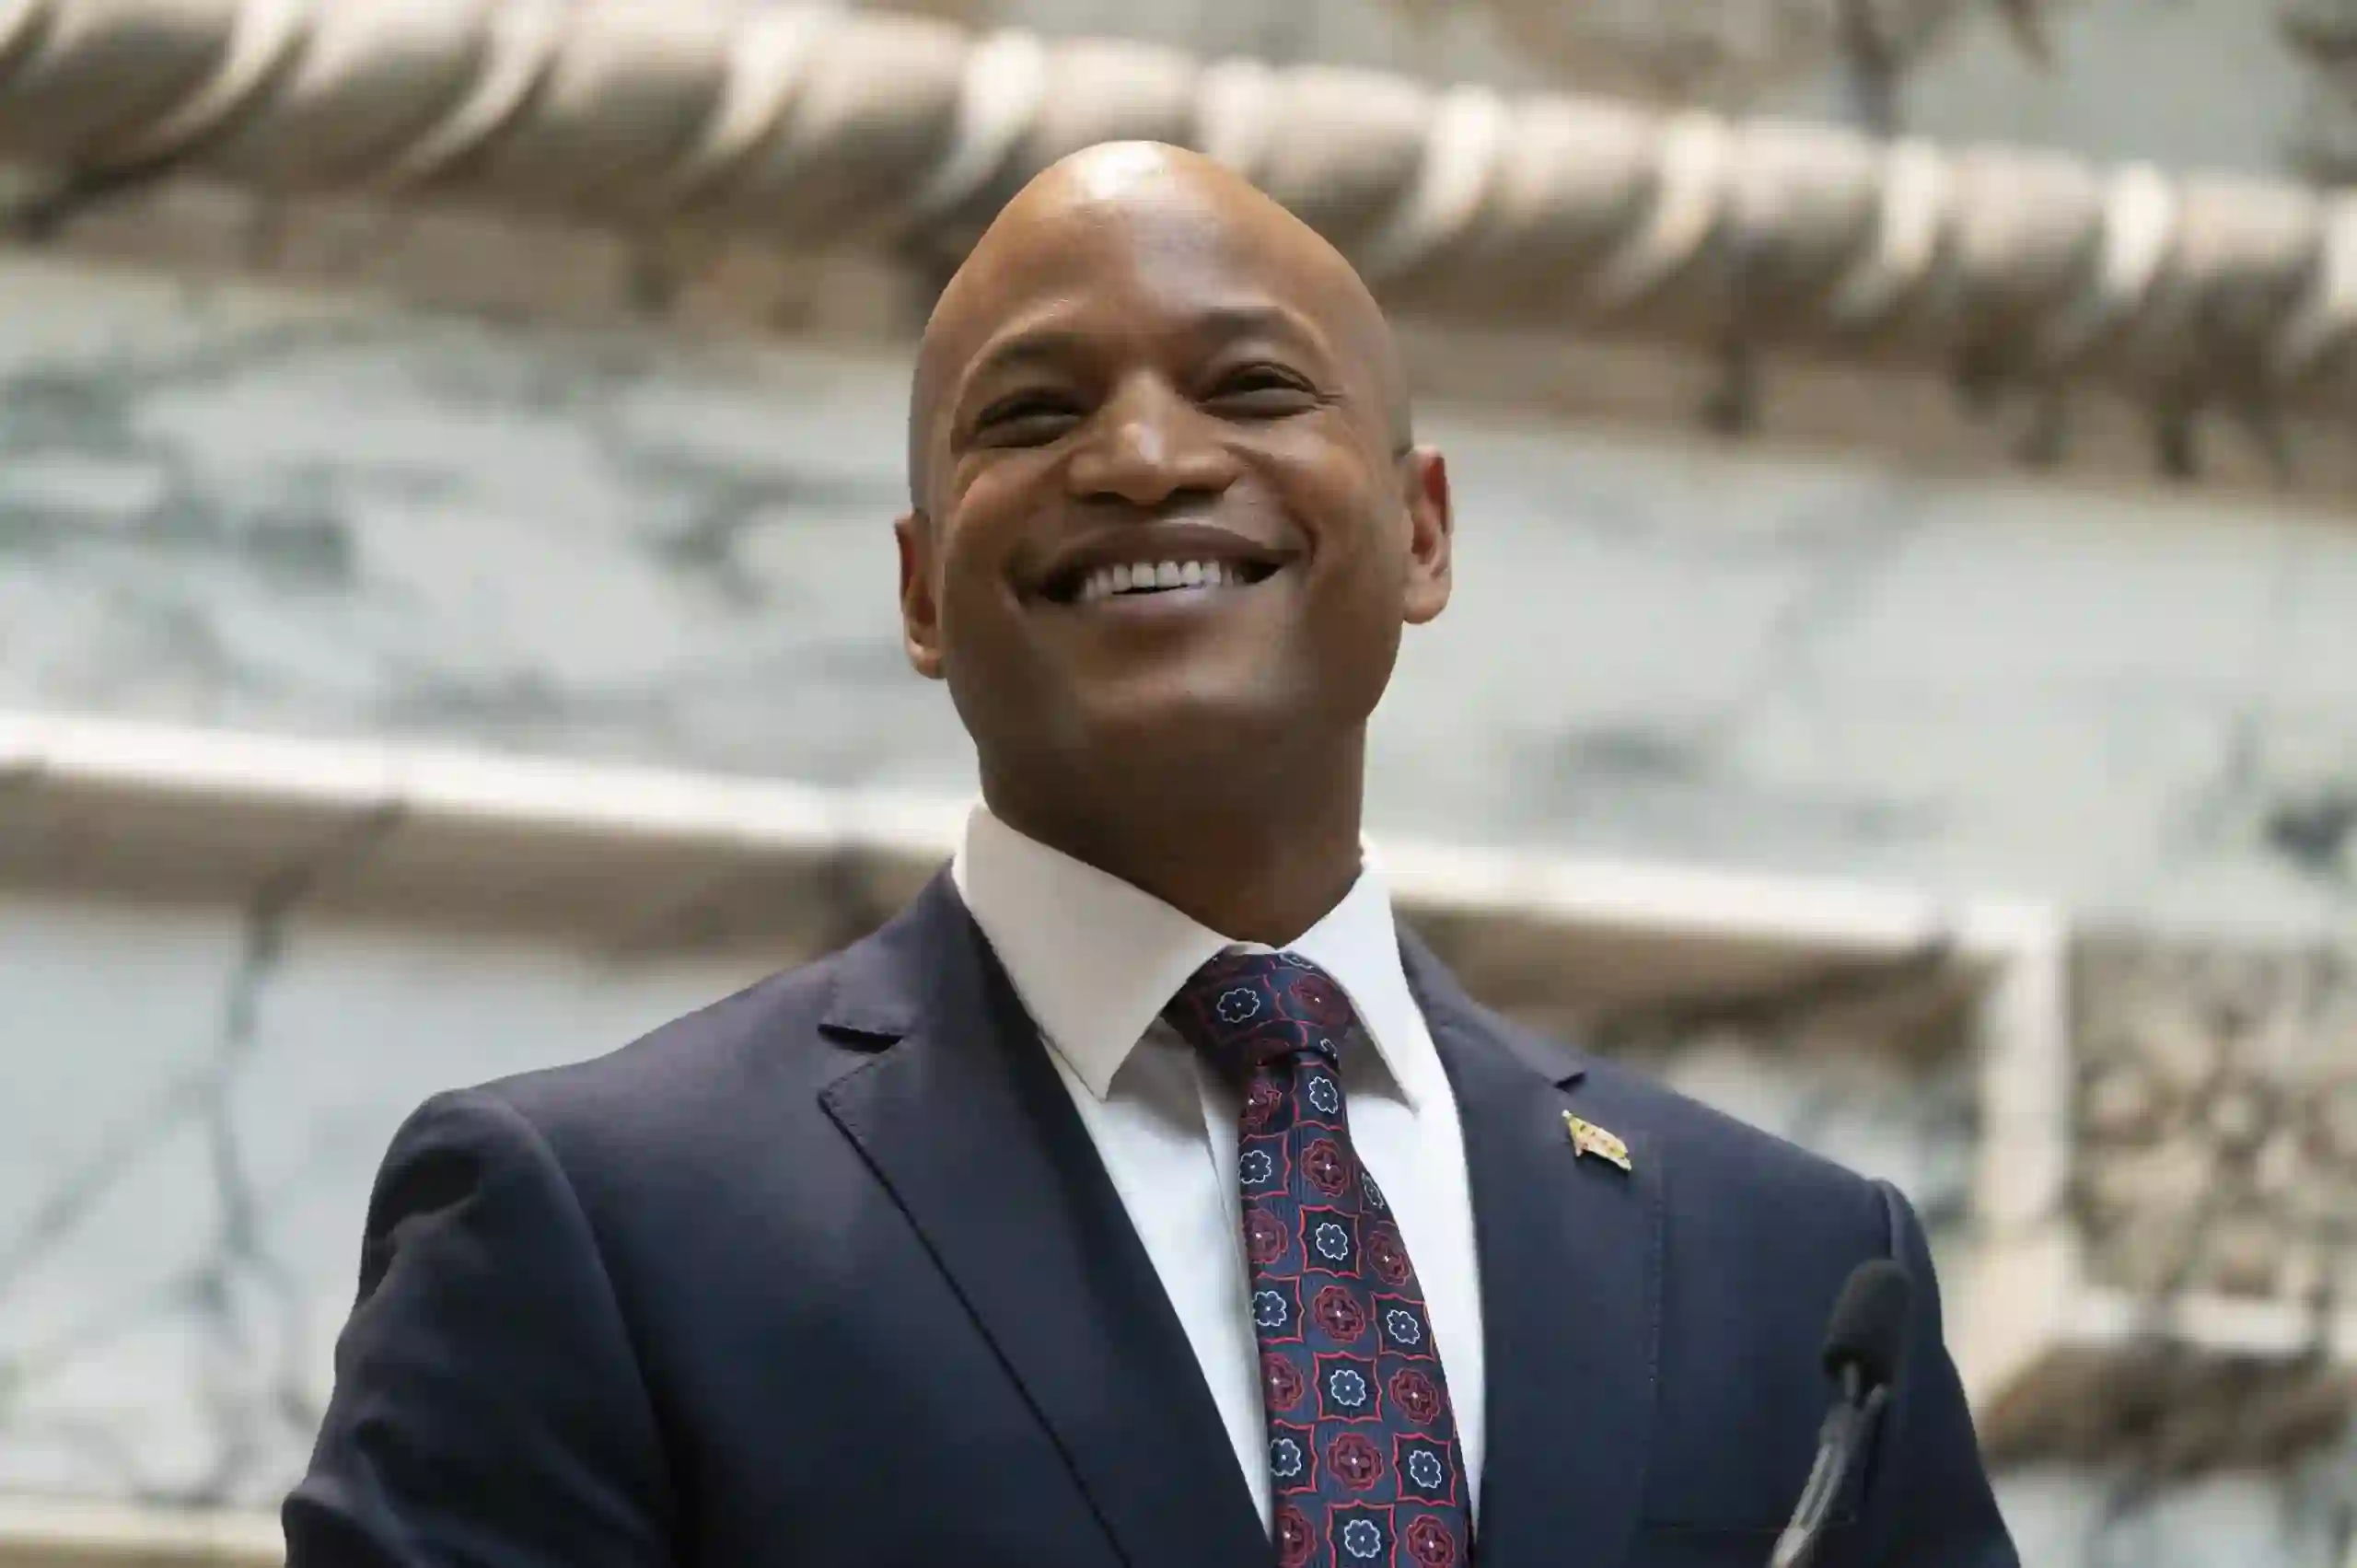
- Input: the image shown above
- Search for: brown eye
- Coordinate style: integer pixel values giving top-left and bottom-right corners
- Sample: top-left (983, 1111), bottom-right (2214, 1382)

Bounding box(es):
top-left (1207, 365), bottom-right (1318, 416)
top-left (974, 391), bottom-right (1084, 447)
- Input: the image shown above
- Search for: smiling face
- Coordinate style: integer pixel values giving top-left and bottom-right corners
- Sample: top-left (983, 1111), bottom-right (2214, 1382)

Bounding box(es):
top-left (899, 143), bottom-right (1452, 850)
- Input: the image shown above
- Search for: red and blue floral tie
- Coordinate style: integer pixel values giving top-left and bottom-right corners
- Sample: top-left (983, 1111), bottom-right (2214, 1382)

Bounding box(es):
top-left (1165, 950), bottom-right (1474, 1568)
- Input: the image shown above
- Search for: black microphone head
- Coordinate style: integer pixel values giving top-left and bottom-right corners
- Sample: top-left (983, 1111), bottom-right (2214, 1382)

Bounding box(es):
top-left (1821, 1260), bottom-right (1911, 1389)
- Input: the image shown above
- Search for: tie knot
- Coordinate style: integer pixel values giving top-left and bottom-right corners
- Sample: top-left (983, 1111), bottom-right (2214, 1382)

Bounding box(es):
top-left (1162, 949), bottom-right (1362, 1085)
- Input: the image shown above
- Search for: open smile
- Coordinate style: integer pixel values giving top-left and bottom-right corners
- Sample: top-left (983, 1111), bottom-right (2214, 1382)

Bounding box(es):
top-left (1062, 556), bottom-right (1283, 605)
top-left (1031, 524), bottom-right (1296, 610)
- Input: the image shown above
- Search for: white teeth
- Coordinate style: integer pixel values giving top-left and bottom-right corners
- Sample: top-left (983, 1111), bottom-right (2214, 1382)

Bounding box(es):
top-left (1071, 559), bottom-right (1254, 603)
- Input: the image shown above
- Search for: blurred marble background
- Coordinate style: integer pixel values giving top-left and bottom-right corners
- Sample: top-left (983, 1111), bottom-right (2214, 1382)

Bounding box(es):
top-left (4, 248), bottom-right (2355, 1564)
top-left (4, 256), bottom-right (2354, 940)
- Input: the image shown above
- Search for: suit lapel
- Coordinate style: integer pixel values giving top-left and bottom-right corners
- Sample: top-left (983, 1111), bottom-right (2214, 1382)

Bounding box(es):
top-left (1401, 932), bottom-right (1665, 1568)
top-left (817, 876), bottom-right (1268, 1568)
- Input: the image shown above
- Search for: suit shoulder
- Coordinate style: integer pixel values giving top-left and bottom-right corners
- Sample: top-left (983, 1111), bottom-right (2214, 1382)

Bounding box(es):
top-left (1435, 967), bottom-right (1894, 1226)
top-left (1575, 1051), bottom-right (1890, 1216)
top-left (462, 941), bottom-right (862, 1151)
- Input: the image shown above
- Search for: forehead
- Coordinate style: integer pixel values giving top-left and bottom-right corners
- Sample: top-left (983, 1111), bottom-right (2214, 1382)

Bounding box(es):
top-left (934, 180), bottom-right (1356, 376)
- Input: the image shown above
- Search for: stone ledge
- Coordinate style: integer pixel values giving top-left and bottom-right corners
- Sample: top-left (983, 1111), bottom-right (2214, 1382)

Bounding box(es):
top-left (0, 1500), bottom-right (277, 1568)
top-left (0, 706), bottom-right (2014, 1027)
top-left (1970, 1260), bottom-right (2357, 1469)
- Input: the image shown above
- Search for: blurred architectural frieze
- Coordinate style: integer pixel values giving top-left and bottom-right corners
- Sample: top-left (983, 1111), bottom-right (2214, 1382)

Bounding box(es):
top-left (2285, 0), bottom-right (2357, 185)
top-left (3, 0), bottom-right (2357, 444)
top-left (1388, 0), bottom-right (2063, 113)
top-left (2073, 938), bottom-right (2357, 1311)
top-left (1966, 932), bottom-right (2357, 1468)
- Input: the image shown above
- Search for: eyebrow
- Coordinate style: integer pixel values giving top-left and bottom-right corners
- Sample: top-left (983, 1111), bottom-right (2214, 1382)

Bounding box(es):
top-left (956, 299), bottom-right (1333, 405)
top-left (959, 328), bottom-right (1094, 393)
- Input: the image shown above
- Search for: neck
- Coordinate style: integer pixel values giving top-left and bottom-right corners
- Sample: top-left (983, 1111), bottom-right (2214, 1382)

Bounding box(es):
top-left (983, 740), bottom-right (1367, 947)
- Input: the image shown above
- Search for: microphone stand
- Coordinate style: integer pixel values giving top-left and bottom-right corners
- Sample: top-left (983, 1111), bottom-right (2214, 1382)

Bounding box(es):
top-left (1769, 1363), bottom-right (1890, 1568)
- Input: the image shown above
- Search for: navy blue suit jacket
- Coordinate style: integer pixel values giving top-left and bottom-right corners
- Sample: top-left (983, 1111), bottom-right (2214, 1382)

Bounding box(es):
top-left (287, 873), bottom-right (2016, 1566)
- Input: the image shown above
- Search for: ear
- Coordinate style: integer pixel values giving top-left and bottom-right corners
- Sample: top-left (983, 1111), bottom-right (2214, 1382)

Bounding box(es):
top-left (896, 511), bottom-right (946, 680)
top-left (1399, 447), bottom-right (1453, 625)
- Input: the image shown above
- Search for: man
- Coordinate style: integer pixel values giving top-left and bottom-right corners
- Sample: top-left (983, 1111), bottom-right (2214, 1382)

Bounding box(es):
top-left (288, 142), bottom-right (2015, 1567)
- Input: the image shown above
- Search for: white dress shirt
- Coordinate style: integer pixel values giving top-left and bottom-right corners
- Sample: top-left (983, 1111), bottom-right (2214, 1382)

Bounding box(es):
top-left (950, 805), bottom-right (1487, 1528)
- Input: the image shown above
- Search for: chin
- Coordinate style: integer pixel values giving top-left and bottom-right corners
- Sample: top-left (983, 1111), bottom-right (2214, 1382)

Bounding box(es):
top-left (1068, 679), bottom-right (1299, 772)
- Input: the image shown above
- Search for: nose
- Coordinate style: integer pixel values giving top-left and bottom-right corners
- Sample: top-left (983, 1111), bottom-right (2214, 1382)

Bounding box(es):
top-left (1065, 372), bottom-right (1238, 510)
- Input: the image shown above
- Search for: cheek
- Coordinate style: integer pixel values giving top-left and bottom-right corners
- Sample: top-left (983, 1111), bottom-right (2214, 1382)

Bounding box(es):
top-left (951, 447), bottom-right (1063, 525)
top-left (1276, 454), bottom-right (1403, 600)
top-left (1270, 451), bottom-right (1410, 692)
top-left (935, 470), bottom-right (1047, 622)
top-left (1264, 424), bottom-right (1392, 540)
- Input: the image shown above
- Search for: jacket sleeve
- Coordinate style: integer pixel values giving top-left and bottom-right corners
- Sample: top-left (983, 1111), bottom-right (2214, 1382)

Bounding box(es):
top-left (1857, 1180), bottom-right (2018, 1568)
top-left (284, 1087), bottom-right (676, 1567)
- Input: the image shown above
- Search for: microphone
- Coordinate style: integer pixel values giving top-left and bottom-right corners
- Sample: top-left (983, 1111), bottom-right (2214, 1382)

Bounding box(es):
top-left (1769, 1260), bottom-right (1912, 1568)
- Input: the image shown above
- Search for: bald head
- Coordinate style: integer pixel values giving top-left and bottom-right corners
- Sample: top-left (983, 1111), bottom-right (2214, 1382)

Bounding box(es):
top-left (906, 142), bottom-right (1411, 510)
top-left (888, 143), bottom-right (1457, 928)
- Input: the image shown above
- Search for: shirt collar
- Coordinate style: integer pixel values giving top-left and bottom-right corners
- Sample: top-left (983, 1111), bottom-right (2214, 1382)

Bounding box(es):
top-left (949, 804), bottom-right (1429, 1107)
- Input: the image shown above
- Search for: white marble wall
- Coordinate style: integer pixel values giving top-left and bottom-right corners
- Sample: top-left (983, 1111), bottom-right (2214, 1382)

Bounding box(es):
top-left (0, 890), bottom-right (768, 1504)
top-left (0, 883), bottom-right (1972, 1512)
top-left (4, 255), bottom-right (2353, 940)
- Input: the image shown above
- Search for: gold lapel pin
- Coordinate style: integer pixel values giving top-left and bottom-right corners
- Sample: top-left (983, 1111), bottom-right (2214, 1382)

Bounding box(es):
top-left (1563, 1112), bottom-right (1633, 1173)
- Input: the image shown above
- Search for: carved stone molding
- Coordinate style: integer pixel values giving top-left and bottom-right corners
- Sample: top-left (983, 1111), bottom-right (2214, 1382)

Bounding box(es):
top-left (2284, 0), bottom-right (2357, 184)
top-left (5, 0), bottom-right (2357, 438)
top-left (1396, 0), bottom-right (2063, 109)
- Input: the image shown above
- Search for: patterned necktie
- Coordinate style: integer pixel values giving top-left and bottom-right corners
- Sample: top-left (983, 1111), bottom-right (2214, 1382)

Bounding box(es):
top-left (1164, 950), bottom-right (1474, 1568)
